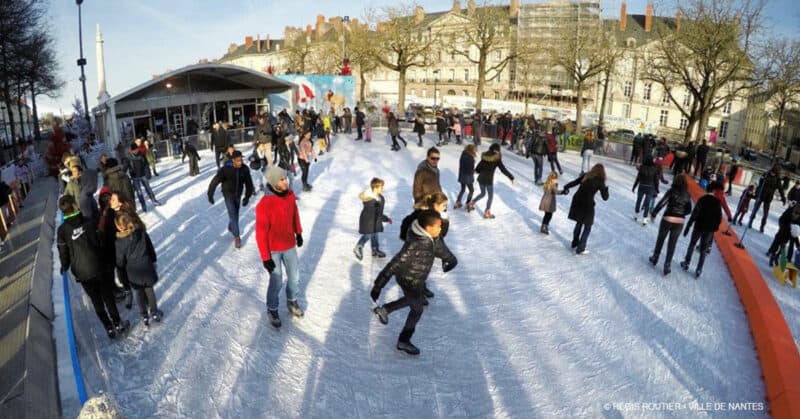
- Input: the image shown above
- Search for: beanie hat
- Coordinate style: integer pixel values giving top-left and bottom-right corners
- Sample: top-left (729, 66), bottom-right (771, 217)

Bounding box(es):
top-left (231, 150), bottom-right (243, 158)
top-left (265, 166), bottom-right (286, 187)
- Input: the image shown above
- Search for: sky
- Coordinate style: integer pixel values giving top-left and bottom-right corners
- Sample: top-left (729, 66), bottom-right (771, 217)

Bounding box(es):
top-left (39, 0), bottom-right (799, 117)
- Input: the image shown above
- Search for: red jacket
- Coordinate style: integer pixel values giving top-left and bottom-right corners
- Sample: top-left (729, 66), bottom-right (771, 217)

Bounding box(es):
top-left (255, 189), bottom-right (303, 261)
top-left (546, 133), bottom-right (557, 154)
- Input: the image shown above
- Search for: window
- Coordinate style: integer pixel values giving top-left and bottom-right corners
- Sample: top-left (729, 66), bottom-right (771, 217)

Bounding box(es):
top-left (451, 51), bottom-right (455, 61)
top-left (682, 94), bottom-right (690, 107)
top-left (662, 91), bottom-right (671, 105)
top-left (496, 50), bottom-right (502, 60)
top-left (410, 89), bottom-right (416, 97)
top-left (623, 81), bottom-right (632, 98)
top-left (450, 69), bottom-right (455, 81)
top-left (659, 110), bottom-right (669, 127)
top-left (463, 90), bottom-right (468, 96)
top-left (723, 102), bottom-right (732, 114)
top-left (464, 69), bottom-right (469, 82)
top-left (643, 83), bottom-right (652, 101)
top-left (422, 89), bottom-right (427, 98)
top-left (622, 103), bottom-right (631, 118)
top-left (679, 117), bottom-right (688, 130)
top-left (719, 121), bottom-right (729, 138)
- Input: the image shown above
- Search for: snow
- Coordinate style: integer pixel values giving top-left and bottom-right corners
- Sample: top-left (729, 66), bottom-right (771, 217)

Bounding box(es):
top-left (56, 129), bottom-right (768, 418)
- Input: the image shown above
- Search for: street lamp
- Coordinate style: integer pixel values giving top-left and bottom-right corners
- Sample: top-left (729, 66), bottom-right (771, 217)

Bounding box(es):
top-left (433, 70), bottom-right (440, 108)
top-left (76, 0), bottom-right (91, 130)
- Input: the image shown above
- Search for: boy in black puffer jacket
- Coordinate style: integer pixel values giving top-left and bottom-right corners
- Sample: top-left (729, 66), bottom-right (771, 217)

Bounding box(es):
top-left (370, 210), bottom-right (457, 355)
top-left (57, 195), bottom-right (128, 339)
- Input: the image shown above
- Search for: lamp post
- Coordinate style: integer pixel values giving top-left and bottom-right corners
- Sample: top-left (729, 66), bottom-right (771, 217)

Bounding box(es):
top-left (433, 70), bottom-right (440, 108)
top-left (76, 0), bottom-right (91, 130)
top-left (341, 16), bottom-right (350, 59)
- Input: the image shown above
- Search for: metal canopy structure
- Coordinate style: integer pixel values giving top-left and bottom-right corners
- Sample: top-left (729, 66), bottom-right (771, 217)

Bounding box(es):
top-left (93, 63), bottom-right (297, 149)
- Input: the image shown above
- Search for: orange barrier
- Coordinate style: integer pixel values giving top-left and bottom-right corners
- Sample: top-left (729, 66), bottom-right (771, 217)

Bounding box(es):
top-left (687, 179), bottom-right (800, 419)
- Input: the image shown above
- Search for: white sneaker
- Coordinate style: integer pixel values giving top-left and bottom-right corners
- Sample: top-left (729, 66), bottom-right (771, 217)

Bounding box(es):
top-left (577, 249), bottom-right (590, 255)
top-left (642, 218), bottom-right (648, 225)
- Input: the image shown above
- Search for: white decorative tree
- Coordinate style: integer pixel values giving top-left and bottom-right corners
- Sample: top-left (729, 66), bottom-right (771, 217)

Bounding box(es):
top-left (69, 98), bottom-right (92, 144)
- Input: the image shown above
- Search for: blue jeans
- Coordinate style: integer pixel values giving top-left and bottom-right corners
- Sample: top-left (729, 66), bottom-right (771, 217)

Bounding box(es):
top-left (131, 177), bottom-right (156, 211)
top-left (581, 150), bottom-right (593, 173)
top-left (266, 247), bottom-right (300, 310)
top-left (635, 185), bottom-right (656, 217)
top-left (224, 196), bottom-right (241, 238)
top-left (572, 222), bottom-right (593, 253)
top-left (472, 183), bottom-right (494, 210)
top-left (356, 233), bottom-right (379, 250)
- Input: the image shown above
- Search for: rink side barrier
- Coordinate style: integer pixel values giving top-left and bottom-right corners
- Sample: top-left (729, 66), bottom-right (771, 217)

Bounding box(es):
top-left (59, 212), bottom-right (88, 406)
top-left (686, 178), bottom-right (800, 419)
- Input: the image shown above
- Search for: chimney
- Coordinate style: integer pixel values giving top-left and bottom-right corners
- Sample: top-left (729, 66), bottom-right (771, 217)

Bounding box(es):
top-left (452, 0), bottom-right (460, 14)
top-left (256, 34), bottom-right (261, 52)
top-left (415, 6), bottom-right (424, 23)
top-left (510, 0), bottom-right (519, 16)
top-left (619, 2), bottom-right (627, 31)
top-left (306, 24), bottom-right (312, 38)
top-left (317, 15), bottom-right (325, 25)
top-left (645, 2), bottom-right (653, 32)
top-left (351, 18), bottom-right (359, 27)
top-left (675, 11), bottom-right (680, 32)
top-left (267, 34), bottom-right (271, 50)
top-left (467, 0), bottom-right (476, 16)
top-left (245, 35), bottom-right (253, 49)
top-left (316, 21), bottom-right (321, 39)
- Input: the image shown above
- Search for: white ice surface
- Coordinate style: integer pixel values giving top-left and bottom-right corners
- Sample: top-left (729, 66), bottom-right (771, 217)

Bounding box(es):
top-left (56, 129), bottom-right (768, 418)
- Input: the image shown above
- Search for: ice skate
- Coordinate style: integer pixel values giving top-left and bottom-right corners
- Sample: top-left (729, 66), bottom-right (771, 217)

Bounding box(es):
top-left (268, 309), bottom-right (282, 328)
top-left (483, 210), bottom-right (495, 219)
top-left (288, 300), bottom-right (304, 317)
top-left (114, 320), bottom-right (130, 336)
top-left (151, 310), bottom-right (163, 323)
top-left (354, 245), bottom-right (363, 261)
top-left (680, 261), bottom-right (689, 271)
top-left (423, 288), bottom-right (434, 298)
top-left (396, 341), bottom-right (420, 355)
top-left (106, 327), bottom-right (117, 339)
top-left (454, 201), bottom-right (463, 209)
top-left (373, 306), bottom-right (388, 325)
top-left (373, 249), bottom-right (386, 258)
top-left (234, 236), bottom-right (241, 249)
top-left (663, 263), bottom-right (671, 276)
top-left (648, 255), bottom-right (658, 266)
top-left (642, 218), bottom-right (648, 226)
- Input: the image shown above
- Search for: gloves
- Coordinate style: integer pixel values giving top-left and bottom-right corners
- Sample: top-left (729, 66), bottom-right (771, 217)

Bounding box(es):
top-left (296, 233), bottom-right (303, 248)
top-left (561, 189), bottom-right (570, 195)
top-left (370, 285), bottom-right (381, 302)
top-left (443, 259), bottom-right (458, 273)
top-left (208, 195), bottom-right (214, 205)
top-left (242, 197), bottom-right (250, 206)
top-left (263, 259), bottom-right (275, 273)
top-left (386, 217), bottom-right (393, 224)
top-left (314, 158), bottom-right (318, 162)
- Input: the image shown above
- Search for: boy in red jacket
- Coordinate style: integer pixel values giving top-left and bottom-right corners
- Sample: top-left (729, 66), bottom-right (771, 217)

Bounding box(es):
top-left (256, 166), bottom-right (304, 328)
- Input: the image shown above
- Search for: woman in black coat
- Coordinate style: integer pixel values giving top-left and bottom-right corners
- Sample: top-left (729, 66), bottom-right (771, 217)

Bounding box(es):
top-left (468, 143), bottom-right (514, 219)
top-left (563, 163), bottom-right (610, 255)
top-left (115, 211), bottom-right (162, 325)
top-left (455, 144), bottom-right (477, 209)
top-left (648, 174), bottom-right (692, 275)
top-left (413, 113), bottom-right (426, 147)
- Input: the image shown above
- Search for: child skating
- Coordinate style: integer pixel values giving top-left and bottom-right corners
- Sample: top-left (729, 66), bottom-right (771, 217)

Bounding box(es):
top-left (354, 178), bottom-right (392, 261)
top-left (370, 210), bottom-right (457, 355)
top-left (115, 211), bottom-right (163, 326)
top-left (539, 172), bottom-right (563, 235)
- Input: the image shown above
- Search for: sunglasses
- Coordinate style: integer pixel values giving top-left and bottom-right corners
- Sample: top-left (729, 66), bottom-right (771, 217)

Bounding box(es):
top-left (430, 157), bottom-right (440, 161)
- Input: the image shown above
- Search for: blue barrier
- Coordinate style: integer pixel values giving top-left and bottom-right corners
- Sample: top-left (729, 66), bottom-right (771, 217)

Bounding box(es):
top-left (59, 212), bottom-right (88, 405)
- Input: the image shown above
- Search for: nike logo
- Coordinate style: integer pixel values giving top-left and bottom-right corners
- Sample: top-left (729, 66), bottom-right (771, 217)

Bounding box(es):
top-left (71, 227), bottom-right (85, 241)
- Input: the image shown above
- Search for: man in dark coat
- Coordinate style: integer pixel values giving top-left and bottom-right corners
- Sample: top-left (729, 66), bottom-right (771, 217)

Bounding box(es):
top-left (766, 203), bottom-right (800, 266)
top-left (57, 195), bottom-right (127, 339)
top-left (748, 165), bottom-right (787, 233)
top-left (208, 150), bottom-right (255, 249)
top-left (413, 147), bottom-right (442, 205)
top-left (256, 115), bottom-right (273, 145)
top-left (370, 210), bottom-right (457, 355)
top-left (526, 131), bottom-right (548, 185)
top-left (212, 122), bottom-right (229, 168)
top-left (355, 107), bottom-right (366, 140)
top-left (727, 159), bottom-right (740, 196)
top-left (681, 186), bottom-right (723, 278)
top-left (630, 133), bottom-right (643, 165)
top-left (694, 141), bottom-right (710, 177)
top-left (183, 142), bottom-right (201, 176)
top-left (126, 144), bottom-right (161, 212)
top-left (103, 158), bottom-right (135, 204)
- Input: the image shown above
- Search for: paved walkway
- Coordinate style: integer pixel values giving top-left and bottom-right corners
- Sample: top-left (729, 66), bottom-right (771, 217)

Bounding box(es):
top-left (0, 177), bottom-right (60, 418)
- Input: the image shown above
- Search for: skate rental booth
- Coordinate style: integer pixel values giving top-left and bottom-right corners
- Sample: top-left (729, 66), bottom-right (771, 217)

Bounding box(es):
top-left (92, 63), bottom-right (297, 153)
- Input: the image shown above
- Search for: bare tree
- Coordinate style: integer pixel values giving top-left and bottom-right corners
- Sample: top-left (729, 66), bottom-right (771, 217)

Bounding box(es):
top-left (448, 2), bottom-right (516, 111)
top-left (285, 32), bottom-right (314, 74)
top-left (597, 36), bottom-right (626, 126)
top-left (643, 0), bottom-right (765, 143)
top-left (366, 3), bottom-right (435, 112)
top-left (513, 42), bottom-right (548, 115)
top-left (25, 30), bottom-right (63, 141)
top-left (761, 37), bottom-right (800, 159)
top-left (545, 14), bottom-right (611, 133)
top-left (347, 24), bottom-right (380, 103)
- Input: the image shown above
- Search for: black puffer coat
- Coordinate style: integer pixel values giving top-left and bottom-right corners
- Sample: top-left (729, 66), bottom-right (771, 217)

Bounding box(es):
top-left (399, 209), bottom-right (450, 241)
top-left (126, 151), bottom-right (150, 179)
top-left (374, 220), bottom-right (456, 291)
top-left (56, 213), bottom-right (104, 282)
top-left (115, 228), bottom-right (158, 287)
top-left (207, 165), bottom-right (255, 202)
top-left (358, 189), bottom-right (389, 234)
top-left (475, 150), bottom-right (514, 185)
top-left (651, 186), bottom-right (692, 219)
top-left (104, 165), bottom-right (135, 203)
top-left (564, 174), bottom-right (610, 225)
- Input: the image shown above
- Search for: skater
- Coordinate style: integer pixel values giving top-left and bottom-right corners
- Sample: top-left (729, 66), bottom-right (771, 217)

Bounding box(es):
top-left (693, 140), bottom-right (710, 178)
top-left (126, 144), bottom-right (161, 212)
top-left (207, 150), bottom-right (255, 249)
top-left (436, 112), bottom-right (448, 146)
top-left (580, 130), bottom-right (595, 173)
top-left (788, 180), bottom-right (800, 205)
top-left (399, 192), bottom-right (450, 305)
top-left (538, 172), bottom-right (563, 235)
top-left (748, 164), bottom-right (786, 233)
top-left (727, 159), bottom-right (740, 195)
top-left (364, 116), bottom-right (373, 143)
top-left (680, 183), bottom-right (723, 277)
top-left (354, 178), bottom-right (392, 261)
top-left (648, 174), bottom-right (692, 275)
top-left (632, 158), bottom-right (660, 225)
top-left (183, 141), bottom-right (201, 176)
top-left (455, 144), bottom-right (477, 210)
top-left (413, 112), bottom-right (426, 147)
top-left (370, 210), bottom-right (457, 355)
top-left (526, 131), bottom-right (547, 185)
top-left (57, 195), bottom-right (128, 339)
top-left (545, 129), bottom-right (562, 175)
top-left (733, 184), bottom-right (756, 225)
top-left (562, 164), bottom-right (610, 255)
top-left (468, 143), bottom-right (515, 219)
top-left (64, 163), bottom-right (100, 223)
top-left (472, 111), bottom-right (482, 145)
top-left (114, 211), bottom-right (162, 326)
top-left (212, 122), bottom-right (229, 168)
top-left (355, 107), bottom-right (365, 140)
top-left (388, 112), bottom-right (406, 150)
top-left (255, 166), bottom-right (305, 328)
top-left (297, 131), bottom-right (317, 192)
top-left (276, 135), bottom-right (300, 191)
top-left (98, 189), bottom-right (133, 309)
top-left (630, 133), bottom-right (643, 165)
top-left (413, 147), bottom-right (443, 205)
top-left (143, 139), bottom-right (159, 176)
top-left (766, 203), bottom-right (800, 266)
top-left (453, 115), bottom-right (462, 145)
